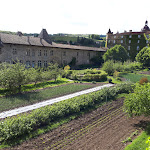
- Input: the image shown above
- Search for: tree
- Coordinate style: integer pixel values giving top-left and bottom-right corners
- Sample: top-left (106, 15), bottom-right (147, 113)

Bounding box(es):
top-left (0, 62), bottom-right (28, 93)
top-left (103, 45), bottom-right (129, 62)
top-left (136, 47), bottom-right (150, 67)
top-left (48, 63), bottom-right (62, 81)
top-left (124, 83), bottom-right (150, 117)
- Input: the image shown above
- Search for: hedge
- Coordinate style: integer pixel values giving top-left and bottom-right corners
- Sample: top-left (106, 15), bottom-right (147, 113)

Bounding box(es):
top-left (0, 82), bottom-right (133, 142)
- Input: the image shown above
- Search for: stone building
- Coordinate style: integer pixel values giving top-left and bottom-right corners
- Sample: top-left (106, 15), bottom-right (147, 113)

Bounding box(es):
top-left (0, 29), bottom-right (106, 67)
top-left (106, 20), bottom-right (150, 60)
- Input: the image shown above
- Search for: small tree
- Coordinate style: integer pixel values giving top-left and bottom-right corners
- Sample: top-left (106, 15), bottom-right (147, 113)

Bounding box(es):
top-left (0, 62), bottom-right (28, 93)
top-left (136, 47), bottom-right (150, 67)
top-left (103, 45), bottom-right (129, 62)
top-left (48, 63), bottom-right (62, 81)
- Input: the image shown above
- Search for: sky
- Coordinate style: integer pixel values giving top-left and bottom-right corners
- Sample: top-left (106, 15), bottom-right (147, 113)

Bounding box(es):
top-left (1, 0), bottom-right (150, 35)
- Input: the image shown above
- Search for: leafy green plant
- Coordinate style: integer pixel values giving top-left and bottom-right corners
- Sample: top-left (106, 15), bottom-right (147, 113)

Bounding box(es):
top-left (124, 83), bottom-right (150, 117)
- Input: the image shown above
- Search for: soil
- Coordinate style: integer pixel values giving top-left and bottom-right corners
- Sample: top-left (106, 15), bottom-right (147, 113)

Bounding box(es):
top-left (7, 98), bottom-right (150, 150)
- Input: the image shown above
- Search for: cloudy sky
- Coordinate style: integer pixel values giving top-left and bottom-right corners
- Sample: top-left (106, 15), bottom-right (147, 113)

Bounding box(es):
top-left (1, 0), bottom-right (150, 35)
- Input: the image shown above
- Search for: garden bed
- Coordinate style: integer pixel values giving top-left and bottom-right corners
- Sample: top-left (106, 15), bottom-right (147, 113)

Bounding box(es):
top-left (8, 97), bottom-right (150, 150)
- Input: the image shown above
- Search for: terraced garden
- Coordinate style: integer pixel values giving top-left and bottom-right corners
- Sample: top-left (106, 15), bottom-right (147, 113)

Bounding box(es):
top-left (7, 98), bottom-right (150, 150)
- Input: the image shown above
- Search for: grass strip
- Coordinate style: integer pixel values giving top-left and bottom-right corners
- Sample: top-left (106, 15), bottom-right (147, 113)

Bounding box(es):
top-left (124, 123), bottom-right (150, 150)
top-left (0, 78), bottom-right (72, 96)
top-left (120, 73), bottom-right (150, 83)
top-left (0, 83), bottom-right (93, 112)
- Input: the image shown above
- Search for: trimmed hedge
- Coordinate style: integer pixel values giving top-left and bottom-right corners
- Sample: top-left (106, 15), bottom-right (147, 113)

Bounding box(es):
top-left (82, 73), bottom-right (107, 81)
top-left (0, 82), bottom-right (133, 142)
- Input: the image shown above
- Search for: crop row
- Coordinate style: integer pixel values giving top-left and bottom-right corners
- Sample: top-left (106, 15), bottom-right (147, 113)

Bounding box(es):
top-left (0, 82), bottom-right (133, 142)
top-left (49, 106), bottom-right (124, 149)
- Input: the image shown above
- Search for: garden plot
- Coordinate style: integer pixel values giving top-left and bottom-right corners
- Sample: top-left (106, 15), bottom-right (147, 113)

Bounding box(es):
top-left (10, 98), bottom-right (150, 150)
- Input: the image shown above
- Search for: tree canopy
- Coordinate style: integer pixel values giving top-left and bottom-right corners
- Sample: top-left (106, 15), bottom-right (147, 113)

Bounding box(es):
top-left (103, 45), bottom-right (129, 62)
top-left (136, 47), bottom-right (150, 67)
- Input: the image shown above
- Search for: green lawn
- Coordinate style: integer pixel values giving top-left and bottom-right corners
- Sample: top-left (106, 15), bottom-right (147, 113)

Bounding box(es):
top-left (0, 78), bottom-right (72, 96)
top-left (0, 83), bottom-right (94, 112)
top-left (124, 131), bottom-right (150, 150)
top-left (120, 73), bottom-right (150, 83)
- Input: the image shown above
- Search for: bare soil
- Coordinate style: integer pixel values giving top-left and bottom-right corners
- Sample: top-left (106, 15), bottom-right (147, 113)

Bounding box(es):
top-left (7, 98), bottom-right (150, 150)
top-left (138, 71), bottom-right (150, 75)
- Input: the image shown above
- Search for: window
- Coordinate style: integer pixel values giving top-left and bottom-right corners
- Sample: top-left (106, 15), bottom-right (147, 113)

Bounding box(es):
top-left (77, 52), bottom-right (79, 57)
top-left (38, 60), bottom-right (42, 67)
top-left (26, 61), bottom-right (30, 67)
top-left (32, 50), bottom-right (35, 56)
top-left (38, 50), bottom-right (41, 56)
top-left (128, 46), bottom-right (130, 50)
top-left (50, 50), bottom-right (53, 56)
top-left (146, 40), bottom-right (149, 44)
top-left (129, 40), bottom-right (131, 44)
top-left (129, 35), bottom-right (132, 38)
top-left (121, 40), bottom-right (123, 43)
top-left (0, 48), bottom-right (2, 54)
top-left (44, 61), bottom-right (48, 67)
top-left (113, 40), bottom-right (116, 44)
top-left (114, 35), bottom-right (116, 38)
top-left (32, 61), bottom-right (35, 68)
top-left (26, 49), bottom-right (30, 56)
top-left (63, 51), bottom-right (66, 56)
top-left (137, 46), bottom-right (140, 50)
top-left (108, 40), bottom-right (110, 43)
top-left (13, 48), bottom-right (17, 55)
top-left (137, 40), bottom-right (140, 43)
top-left (121, 35), bottom-right (123, 38)
top-left (138, 35), bottom-right (141, 38)
top-left (44, 50), bottom-right (47, 56)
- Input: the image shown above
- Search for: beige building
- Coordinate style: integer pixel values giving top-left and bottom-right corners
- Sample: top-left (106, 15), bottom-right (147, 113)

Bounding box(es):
top-left (0, 29), bottom-right (106, 67)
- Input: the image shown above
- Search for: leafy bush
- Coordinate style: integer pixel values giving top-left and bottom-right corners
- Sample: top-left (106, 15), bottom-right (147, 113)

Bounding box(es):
top-left (139, 77), bottom-right (148, 85)
top-left (102, 60), bottom-right (143, 75)
top-left (0, 83), bottom-right (133, 142)
top-left (136, 47), bottom-right (150, 67)
top-left (124, 83), bottom-right (150, 117)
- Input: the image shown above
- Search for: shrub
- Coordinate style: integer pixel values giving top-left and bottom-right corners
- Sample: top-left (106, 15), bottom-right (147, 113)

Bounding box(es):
top-left (124, 83), bottom-right (150, 117)
top-left (102, 60), bottom-right (115, 75)
top-left (82, 72), bottom-right (107, 82)
top-left (64, 65), bottom-right (70, 70)
top-left (113, 70), bottom-right (119, 78)
top-left (0, 83), bottom-right (133, 142)
top-left (139, 77), bottom-right (148, 85)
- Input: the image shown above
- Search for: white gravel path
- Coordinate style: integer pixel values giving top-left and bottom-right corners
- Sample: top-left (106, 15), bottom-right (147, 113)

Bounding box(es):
top-left (0, 84), bottom-right (113, 119)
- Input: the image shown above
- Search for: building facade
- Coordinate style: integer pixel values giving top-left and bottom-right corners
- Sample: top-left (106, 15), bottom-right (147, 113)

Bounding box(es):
top-left (106, 21), bottom-right (150, 60)
top-left (0, 29), bottom-right (105, 67)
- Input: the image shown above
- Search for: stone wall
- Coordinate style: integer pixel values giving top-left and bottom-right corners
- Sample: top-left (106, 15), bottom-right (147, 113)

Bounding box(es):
top-left (0, 44), bottom-right (101, 66)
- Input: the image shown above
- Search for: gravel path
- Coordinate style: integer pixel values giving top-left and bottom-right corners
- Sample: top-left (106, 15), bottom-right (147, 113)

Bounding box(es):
top-left (0, 84), bottom-right (113, 119)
